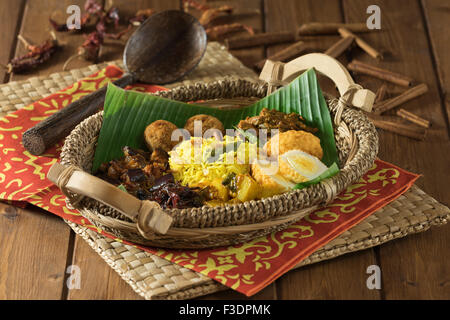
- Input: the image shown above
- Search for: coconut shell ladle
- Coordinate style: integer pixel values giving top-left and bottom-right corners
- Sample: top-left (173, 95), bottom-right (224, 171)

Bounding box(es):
top-left (22, 10), bottom-right (207, 155)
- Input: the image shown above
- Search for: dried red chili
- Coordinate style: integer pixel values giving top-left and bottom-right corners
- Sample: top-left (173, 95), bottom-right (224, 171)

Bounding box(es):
top-left (49, 0), bottom-right (161, 70)
top-left (84, 0), bottom-right (103, 15)
top-left (5, 33), bottom-right (60, 74)
top-left (62, 1), bottom-right (133, 69)
top-left (49, 0), bottom-right (102, 32)
top-left (49, 12), bottom-right (91, 32)
top-left (49, 18), bottom-right (70, 32)
top-left (81, 31), bottom-right (104, 61)
top-left (106, 7), bottom-right (120, 29)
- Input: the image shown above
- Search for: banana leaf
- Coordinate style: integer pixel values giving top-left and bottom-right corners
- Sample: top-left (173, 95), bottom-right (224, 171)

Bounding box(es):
top-left (293, 163), bottom-right (339, 190)
top-left (92, 69), bottom-right (339, 177)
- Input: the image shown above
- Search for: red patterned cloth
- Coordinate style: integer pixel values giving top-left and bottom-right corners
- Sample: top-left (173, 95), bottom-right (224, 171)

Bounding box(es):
top-left (0, 66), bottom-right (419, 296)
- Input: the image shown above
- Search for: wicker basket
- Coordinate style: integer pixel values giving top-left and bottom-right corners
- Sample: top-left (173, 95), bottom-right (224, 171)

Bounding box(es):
top-left (49, 54), bottom-right (379, 249)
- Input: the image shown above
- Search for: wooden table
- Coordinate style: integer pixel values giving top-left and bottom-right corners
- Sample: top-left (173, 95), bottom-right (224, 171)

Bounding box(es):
top-left (0, 0), bottom-right (449, 300)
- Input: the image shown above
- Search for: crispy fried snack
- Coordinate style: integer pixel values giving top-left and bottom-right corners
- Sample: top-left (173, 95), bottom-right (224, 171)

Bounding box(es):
top-left (264, 130), bottom-right (323, 160)
top-left (144, 120), bottom-right (180, 153)
top-left (184, 114), bottom-right (224, 137)
top-left (251, 161), bottom-right (292, 197)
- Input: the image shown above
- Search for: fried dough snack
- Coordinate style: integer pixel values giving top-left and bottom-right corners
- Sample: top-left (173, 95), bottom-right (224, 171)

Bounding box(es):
top-left (184, 114), bottom-right (225, 137)
top-left (251, 160), bottom-right (292, 197)
top-left (144, 120), bottom-right (180, 153)
top-left (264, 130), bottom-right (323, 160)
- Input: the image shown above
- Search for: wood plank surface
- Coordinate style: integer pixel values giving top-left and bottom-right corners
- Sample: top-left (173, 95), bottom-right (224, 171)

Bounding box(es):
top-left (200, 282), bottom-right (277, 300)
top-left (263, 0), bottom-right (381, 300)
top-left (0, 0), bottom-right (26, 84)
top-left (184, 0), bottom-right (265, 71)
top-left (11, 0), bottom-right (94, 82)
top-left (276, 251), bottom-right (380, 299)
top-left (421, 0), bottom-right (450, 130)
top-left (342, 0), bottom-right (450, 300)
top-left (66, 237), bottom-right (143, 300)
top-left (264, 0), bottom-right (345, 96)
top-left (0, 202), bottom-right (72, 299)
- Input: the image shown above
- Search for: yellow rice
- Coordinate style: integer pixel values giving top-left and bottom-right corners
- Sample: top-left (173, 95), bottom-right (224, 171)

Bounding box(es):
top-left (169, 135), bottom-right (257, 187)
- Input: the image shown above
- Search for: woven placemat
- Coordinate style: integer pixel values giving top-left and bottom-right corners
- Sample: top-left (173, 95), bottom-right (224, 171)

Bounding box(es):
top-left (1, 42), bottom-right (449, 299)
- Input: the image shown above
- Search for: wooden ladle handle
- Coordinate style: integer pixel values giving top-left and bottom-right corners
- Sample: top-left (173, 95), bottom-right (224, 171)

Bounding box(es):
top-left (47, 162), bottom-right (173, 236)
top-left (259, 53), bottom-right (375, 112)
top-left (22, 73), bottom-right (136, 156)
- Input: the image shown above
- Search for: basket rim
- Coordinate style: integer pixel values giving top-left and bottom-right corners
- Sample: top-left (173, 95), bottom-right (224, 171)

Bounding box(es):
top-left (60, 78), bottom-right (379, 232)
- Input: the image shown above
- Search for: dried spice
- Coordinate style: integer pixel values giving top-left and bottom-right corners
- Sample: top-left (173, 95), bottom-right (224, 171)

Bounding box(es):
top-left (129, 9), bottom-right (155, 26)
top-left (206, 23), bottom-right (254, 40)
top-left (85, 0), bottom-right (103, 14)
top-left (4, 33), bottom-right (60, 74)
top-left (61, 0), bottom-right (133, 69)
top-left (198, 5), bottom-right (233, 26)
top-left (49, 0), bottom-right (102, 32)
top-left (53, 0), bottom-right (255, 71)
top-left (183, 0), bottom-right (209, 12)
top-left (183, 0), bottom-right (254, 40)
top-left (106, 7), bottom-right (120, 28)
top-left (49, 12), bottom-right (91, 32)
top-left (79, 31), bottom-right (104, 62)
top-left (49, 19), bottom-right (71, 32)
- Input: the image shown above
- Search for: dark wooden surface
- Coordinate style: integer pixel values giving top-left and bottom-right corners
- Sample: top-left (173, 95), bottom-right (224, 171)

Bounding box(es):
top-left (0, 0), bottom-right (449, 300)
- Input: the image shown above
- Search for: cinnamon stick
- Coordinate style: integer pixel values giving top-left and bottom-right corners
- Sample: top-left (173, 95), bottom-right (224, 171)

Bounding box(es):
top-left (367, 114), bottom-right (427, 140)
top-left (348, 60), bottom-right (413, 87)
top-left (225, 31), bottom-right (296, 49)
top-left (338, 28), bottom-right (382, 60)
top-left (375, 83), bottom-right (388, 103)
top-left (396, 108), bottom-right (430, 128)
top-left (298, 22), bottom-right (369, 35)
top-left (255, 41), bottom-right (308, 69)
top-left (324, 36), bottom-right (354, 58)
top-left (374, 83), bottom-right (428, 114)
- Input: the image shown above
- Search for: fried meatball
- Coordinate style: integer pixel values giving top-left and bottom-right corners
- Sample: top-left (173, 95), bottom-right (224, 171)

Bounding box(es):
top-left (144, 120), bottom-right (180, 153)
top-left (184, 114), bottom-right (224, 137)
top-left (264, 130), bottom-right (323, 160)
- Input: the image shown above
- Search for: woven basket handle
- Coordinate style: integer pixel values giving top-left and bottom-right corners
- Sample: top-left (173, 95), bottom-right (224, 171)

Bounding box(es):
top-left (47, 162), bottom-right (173, 236)
top-left (259, 53), bottom-right (375, 113)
